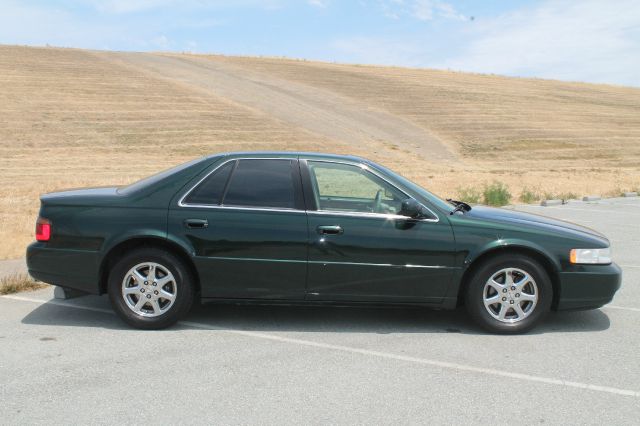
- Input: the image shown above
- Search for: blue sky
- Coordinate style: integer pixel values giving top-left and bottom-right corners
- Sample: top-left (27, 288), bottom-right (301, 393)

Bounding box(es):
top-left (1, 0), bottom-right (639, 86)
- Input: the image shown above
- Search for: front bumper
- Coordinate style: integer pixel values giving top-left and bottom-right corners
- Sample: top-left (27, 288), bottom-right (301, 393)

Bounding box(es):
top-left (556, 262), bottom-right (622, 310)
top-left (26, 242), bottom-right (101, 295)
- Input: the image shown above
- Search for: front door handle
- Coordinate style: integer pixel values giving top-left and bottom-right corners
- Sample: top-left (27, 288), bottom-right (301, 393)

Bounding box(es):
top-left (184, 219), bottom-right (208, 229)
top-left (317, 225), bottom-right (343, 235)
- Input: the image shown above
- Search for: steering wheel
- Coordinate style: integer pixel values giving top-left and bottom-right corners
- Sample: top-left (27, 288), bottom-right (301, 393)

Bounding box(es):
top-left (372, 190), bottom-right (382, 213)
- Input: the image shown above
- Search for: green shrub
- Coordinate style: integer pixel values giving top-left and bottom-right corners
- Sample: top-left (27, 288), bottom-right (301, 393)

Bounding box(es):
top-left (520, 187), bottom-right (540, 204)
top-left (456, 186), bottom-right (482, 204)
top-left (483, 181), bottom-right (511, 206)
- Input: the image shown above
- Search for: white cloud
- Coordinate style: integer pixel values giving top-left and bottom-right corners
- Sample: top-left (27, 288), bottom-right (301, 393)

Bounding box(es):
top-left (0, 1), bottom-right (114, 48)
top-left (0, 1), bottom-right (193, 52)
top-left (435, 0), bottom-right (640, 86)
top-left (91, 0), bottom-right (175, 14)
top-left (428, 1), bottom-right (465, 21)
top-left (152, 34), bottom-right (170, 49)
top-left (380, 0), bottom-right (466, 22)
top-left (331, 36), bottom-right (428, 67)
top-left (412, 0), bottom-right (434, 21)
top-left (89, 0), bottom-right (286, 14)
top-left (308, 0), bottom-right (329, 8)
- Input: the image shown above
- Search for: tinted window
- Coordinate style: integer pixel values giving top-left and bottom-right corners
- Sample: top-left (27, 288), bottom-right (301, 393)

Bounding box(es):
top-left (184, 161), bottom-right (234, 205)
top-left (222, 159), bottom-right (296, 209)
top-left (308, 161), bottom-right (406, 214)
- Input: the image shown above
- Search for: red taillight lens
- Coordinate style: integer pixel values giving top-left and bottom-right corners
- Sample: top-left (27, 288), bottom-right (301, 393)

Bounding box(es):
top-left (35, 217), bottom-right (51, 242)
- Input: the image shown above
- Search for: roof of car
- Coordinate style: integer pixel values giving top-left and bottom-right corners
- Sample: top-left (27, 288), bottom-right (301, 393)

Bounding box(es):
top-left (204, 151), bottom-right (368, 163)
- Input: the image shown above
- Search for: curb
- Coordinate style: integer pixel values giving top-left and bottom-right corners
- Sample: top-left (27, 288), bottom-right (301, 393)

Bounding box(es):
top-left (582, 195), bottom-right (601, 202)
top-left (536, 193), bottom-right (640, 207)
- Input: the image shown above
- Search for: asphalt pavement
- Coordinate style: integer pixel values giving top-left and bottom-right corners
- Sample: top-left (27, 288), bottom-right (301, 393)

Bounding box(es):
top-left (1, 197), bottom-right (639, 424)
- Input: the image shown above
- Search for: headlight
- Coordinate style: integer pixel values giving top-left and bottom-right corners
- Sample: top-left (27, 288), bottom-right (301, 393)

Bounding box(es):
top-left (570, 248), bottom-right (611, 264)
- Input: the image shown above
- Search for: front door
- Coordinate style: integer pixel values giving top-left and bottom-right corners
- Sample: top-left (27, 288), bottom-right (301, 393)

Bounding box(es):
top-left (169, 157), bottom-right (308, 300)
top-left (302, 160), bottom-right (456, 304)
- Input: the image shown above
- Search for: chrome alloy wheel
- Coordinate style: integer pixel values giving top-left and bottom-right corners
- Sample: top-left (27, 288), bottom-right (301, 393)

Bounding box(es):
top-left (483, 267), bottom-right (538, 323)
top-left (121, 262), bottom-right (177, 318)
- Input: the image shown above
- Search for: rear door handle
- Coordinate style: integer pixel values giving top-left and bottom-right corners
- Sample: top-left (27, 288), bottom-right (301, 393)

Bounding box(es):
top-left (317, 225), bottom-right (343, 235)
top-left (184, 219), bottom-right (208, 229)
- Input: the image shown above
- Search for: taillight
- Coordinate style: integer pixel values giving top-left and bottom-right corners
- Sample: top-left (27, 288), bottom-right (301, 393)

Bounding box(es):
top-left (36, 217), bottom-right (51, 242)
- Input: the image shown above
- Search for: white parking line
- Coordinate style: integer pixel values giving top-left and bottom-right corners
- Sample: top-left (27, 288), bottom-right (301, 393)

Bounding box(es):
top-left (3, 293), bottom-right (639, 398)
top-left (3, 294), bottom-right (114, 313)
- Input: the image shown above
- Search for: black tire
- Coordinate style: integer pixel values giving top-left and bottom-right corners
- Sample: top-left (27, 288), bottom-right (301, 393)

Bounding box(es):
top-left (108, 247), bottom-right (195, 330)
top-left (465, 254), bottom-right (552, 334)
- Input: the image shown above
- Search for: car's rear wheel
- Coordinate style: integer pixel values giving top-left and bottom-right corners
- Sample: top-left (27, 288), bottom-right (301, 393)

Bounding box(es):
top-left (465, 255), bottom-right (552, 334)
top-left (108, 247), bottom-right (194, 329)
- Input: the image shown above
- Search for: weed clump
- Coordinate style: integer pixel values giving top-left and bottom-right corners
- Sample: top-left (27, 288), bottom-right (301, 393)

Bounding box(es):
top-left (483, 181), bottom-right (511, 206)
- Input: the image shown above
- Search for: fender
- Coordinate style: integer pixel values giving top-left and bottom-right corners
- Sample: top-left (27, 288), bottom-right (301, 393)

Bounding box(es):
top-left (100, 228), bottom-right (168, 256)
top-left (442, 237), bottom-right (561, 309)
top-left (165, 231), bottom-right (197, 257)
top-left (465, 238), bottom-right (561, 271)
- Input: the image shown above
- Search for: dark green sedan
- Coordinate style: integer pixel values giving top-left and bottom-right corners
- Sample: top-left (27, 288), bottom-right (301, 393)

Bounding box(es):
top-left (26, 152), bottom-right (621, 333)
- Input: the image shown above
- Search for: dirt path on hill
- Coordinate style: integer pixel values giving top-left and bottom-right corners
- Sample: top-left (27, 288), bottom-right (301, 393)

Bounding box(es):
top-left (97, 51), bottom-right (455, 162)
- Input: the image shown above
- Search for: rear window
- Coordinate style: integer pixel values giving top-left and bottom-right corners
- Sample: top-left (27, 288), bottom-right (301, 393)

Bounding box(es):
top-left (223, 159), bottom-right (296, 209)
top-left (183, 161), bottom-right (234, 205)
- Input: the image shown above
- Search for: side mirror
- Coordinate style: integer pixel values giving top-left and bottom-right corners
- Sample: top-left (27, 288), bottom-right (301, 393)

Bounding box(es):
top-left (399, 198), bottom-right (429, 219)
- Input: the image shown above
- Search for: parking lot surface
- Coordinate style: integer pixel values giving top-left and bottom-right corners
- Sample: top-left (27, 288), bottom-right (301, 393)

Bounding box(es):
top-left (1, 197), bottom-right (639, 424)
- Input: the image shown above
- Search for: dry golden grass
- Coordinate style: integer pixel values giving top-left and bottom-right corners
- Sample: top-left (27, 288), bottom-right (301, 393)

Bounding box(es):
top-left (0, 273), bottom-right (48, 295)
top-left (1, 44), bottom-right (639, 259)
top-left (212, 54), bottom-right (640, 197)
top-left (216, 55), bottom-right (640, 163)
top-left (0, 45), bottom-right (334, 259)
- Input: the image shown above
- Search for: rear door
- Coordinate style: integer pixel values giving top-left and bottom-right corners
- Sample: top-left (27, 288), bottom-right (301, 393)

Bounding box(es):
top-left (169, 157), bottom-right (308, 300)
top-left (302, 159), bottom-right (456, 304)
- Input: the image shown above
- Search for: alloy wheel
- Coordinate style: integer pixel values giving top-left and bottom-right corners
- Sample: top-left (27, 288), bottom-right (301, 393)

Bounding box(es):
top-left (121, 262), bottom-right (178, 317)
top-left (483, 267), bottom-right (538, 323)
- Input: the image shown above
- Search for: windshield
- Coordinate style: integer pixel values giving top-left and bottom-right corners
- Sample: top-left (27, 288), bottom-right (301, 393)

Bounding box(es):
top-left (367, 162), bottom-right (455, 213)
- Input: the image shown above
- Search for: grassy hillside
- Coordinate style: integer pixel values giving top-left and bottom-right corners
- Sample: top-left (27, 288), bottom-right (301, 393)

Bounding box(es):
top-left (1, 44), bottom-right (639, 259)
top-left (0, 45), bottom-right (331, 259)
top-left (218, 55), bottom-right (640, 164)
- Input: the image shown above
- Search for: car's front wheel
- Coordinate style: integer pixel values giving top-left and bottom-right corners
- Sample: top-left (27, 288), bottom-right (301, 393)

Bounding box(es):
top-left (108, 247), bottom-right (194, 329)
top-left (465, 255), bottom-right (552, 334)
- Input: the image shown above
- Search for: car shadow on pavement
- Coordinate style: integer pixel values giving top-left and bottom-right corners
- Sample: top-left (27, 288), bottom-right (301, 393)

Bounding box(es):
top-left (20, 298), bottom-right (130, 330)
top-left (20, 295), bottom-right (611, 335)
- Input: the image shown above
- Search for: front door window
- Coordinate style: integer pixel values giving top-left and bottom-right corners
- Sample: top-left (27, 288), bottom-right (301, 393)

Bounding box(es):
top-left (308, 161), bottom-right (406, 214)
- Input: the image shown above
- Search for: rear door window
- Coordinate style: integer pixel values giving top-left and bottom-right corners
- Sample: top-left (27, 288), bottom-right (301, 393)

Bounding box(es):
top-left (222, 159), bottom-right (297, 209)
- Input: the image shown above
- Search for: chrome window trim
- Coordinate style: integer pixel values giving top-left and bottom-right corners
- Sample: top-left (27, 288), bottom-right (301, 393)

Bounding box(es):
top-left (178, 204), bottom-right (306, 214)
top-left (307, 210), bottom-right (437, 222)
top-left (178, 155), bottom-right (440, 223)
top-left (305, 159), bottom-right (440, 223)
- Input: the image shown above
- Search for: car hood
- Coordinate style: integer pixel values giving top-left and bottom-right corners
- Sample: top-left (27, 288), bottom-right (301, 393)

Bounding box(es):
top-left (463, 206), bottom-right (607, 241)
